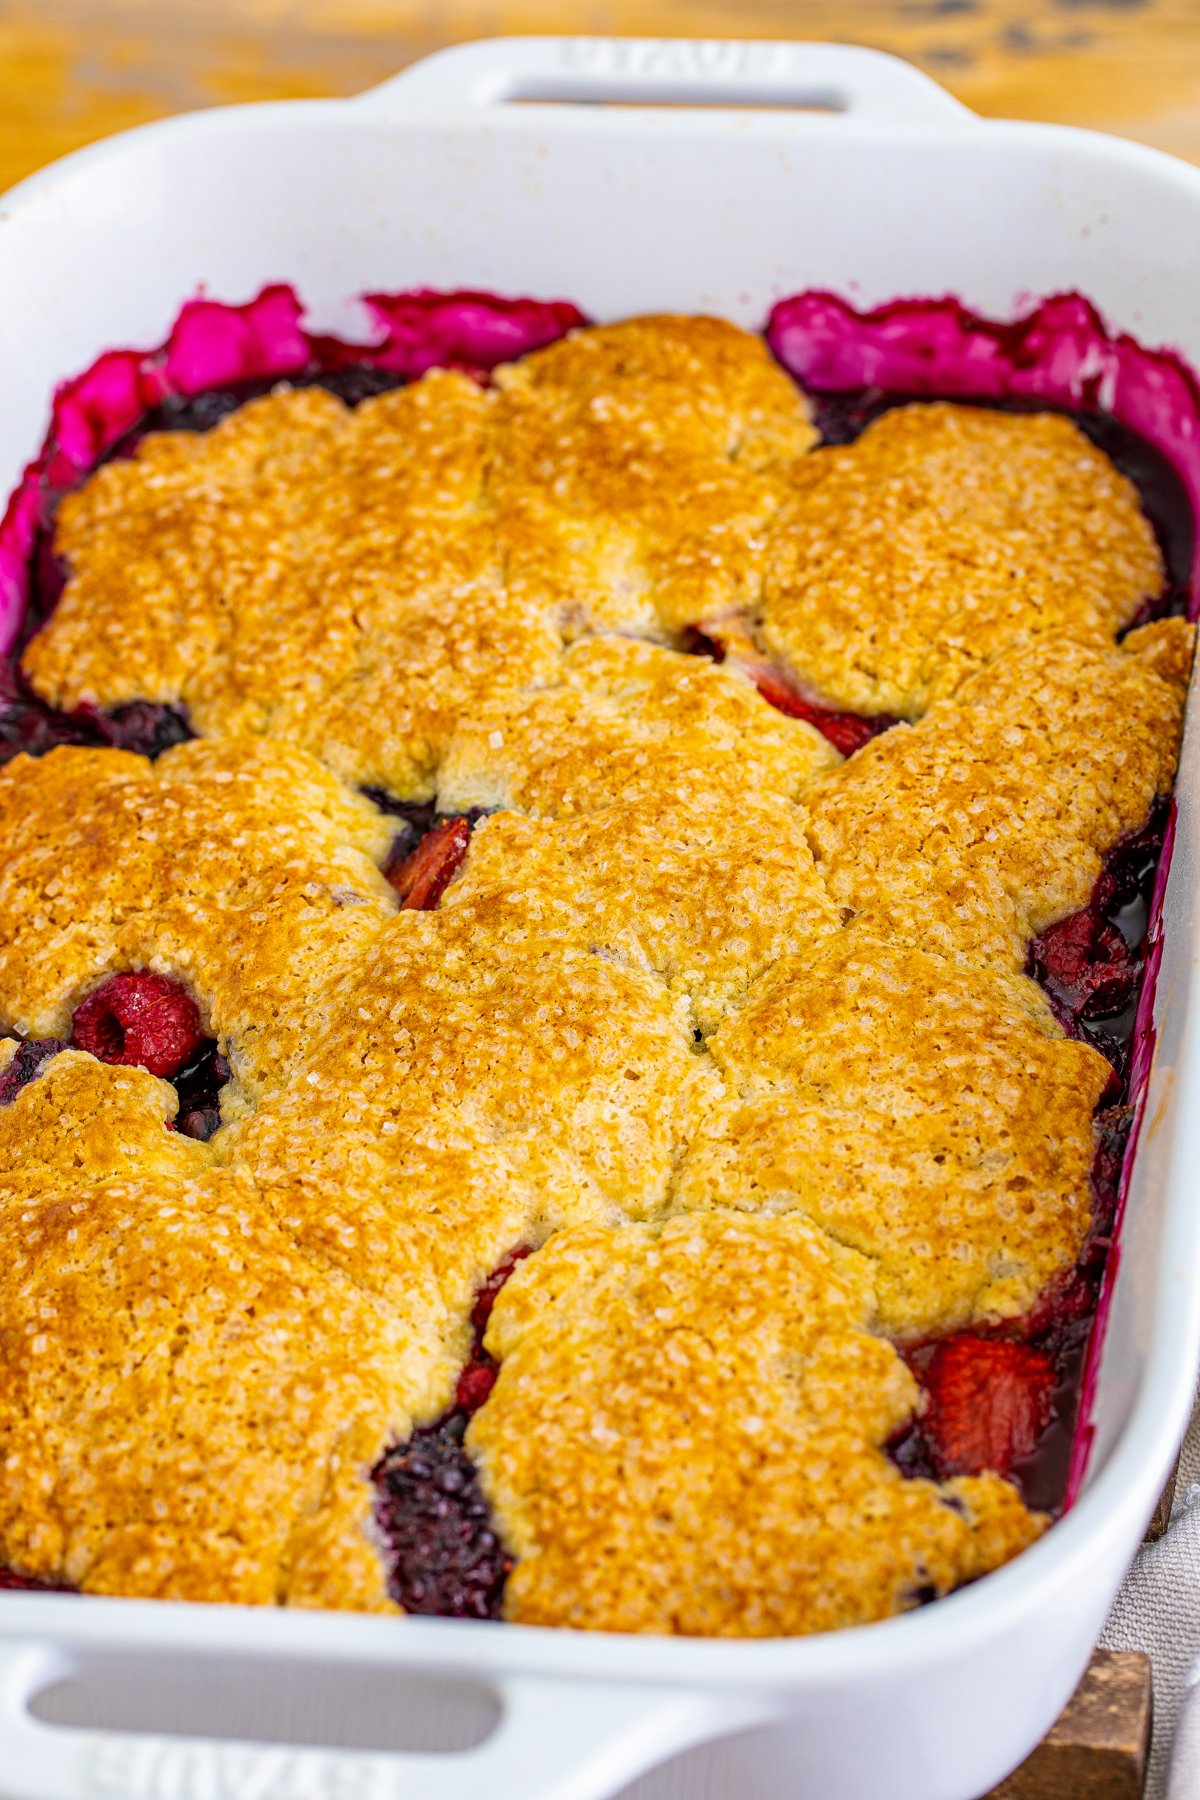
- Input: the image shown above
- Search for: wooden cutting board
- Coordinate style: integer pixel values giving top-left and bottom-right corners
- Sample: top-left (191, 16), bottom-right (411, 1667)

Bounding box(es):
top-left (984, 1649), bottom-right (1153, 1800)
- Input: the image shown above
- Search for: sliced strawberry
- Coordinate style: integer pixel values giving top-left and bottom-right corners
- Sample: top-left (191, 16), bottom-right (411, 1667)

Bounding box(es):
top-left (387, 816), bottom-right (472, 910)
top-left (921, 1336), bottom-right (1056, 1479)
top-left (747, 666), bottom-right (897, 757)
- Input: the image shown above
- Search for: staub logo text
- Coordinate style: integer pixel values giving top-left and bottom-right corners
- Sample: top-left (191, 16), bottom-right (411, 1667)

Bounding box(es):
top-left (559, 38), bottom-right (790, 79)
top-left (88, 1738), bottom-right (397, 1800)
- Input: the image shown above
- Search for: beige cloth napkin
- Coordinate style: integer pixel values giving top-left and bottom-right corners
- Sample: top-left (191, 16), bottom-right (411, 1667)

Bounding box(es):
top-left (1101, 1396), bottom-right (1200, 1799)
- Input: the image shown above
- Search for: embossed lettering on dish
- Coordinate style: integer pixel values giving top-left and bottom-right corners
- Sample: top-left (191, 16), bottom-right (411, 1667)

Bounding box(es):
top-left (560, 38), bottom-right (790, 80)
top-left (88, 1737), bottom-right (390, 1800)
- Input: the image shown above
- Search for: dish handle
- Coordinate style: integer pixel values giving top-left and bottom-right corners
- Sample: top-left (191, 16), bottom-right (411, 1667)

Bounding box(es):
top-left (0, 1639), bottom-right (762, 1800)
top-left (359, 36), bottom-right (972, 123)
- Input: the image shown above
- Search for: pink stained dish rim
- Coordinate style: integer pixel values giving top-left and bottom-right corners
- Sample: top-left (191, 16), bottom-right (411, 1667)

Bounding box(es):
top-left (0, 283), bottom-right (1195, 1604)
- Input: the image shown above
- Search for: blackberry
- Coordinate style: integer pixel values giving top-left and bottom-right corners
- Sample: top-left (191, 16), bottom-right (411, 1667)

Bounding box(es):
top-left (0, 1038), bottom-right (67, 1106)
top-left (373, 1426), bottom-right (513, 1619)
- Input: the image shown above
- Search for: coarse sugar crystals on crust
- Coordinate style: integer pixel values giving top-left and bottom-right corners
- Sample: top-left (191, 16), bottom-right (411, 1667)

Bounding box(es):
top-left (0, 307), bottom-right (1194, 1633)
top-left (672, 929), bottom-right (1112, 1338)
top-left (0, 1064), bottom-right (545, 1605)
top-left (442, 791), bottom-right (841, 1037)
top-left (807, 620), bottom-right (1194, 971)
top-left (0, 1051), bottom-right (212, 1195)
top-left (0, 737), bottom-right (395, 1104)
top-left (758, 403), bottom-right (1165, 718)
top-left (0, 1166), bottom-right (414, 1608)
top-left (491, 314), bottom-right (817, 639)
top-left (24, 374), bottom-right (563, 801)
top-left (226, 908), bottom-right (721, 1224)
top-left (436, 634), bottom-right (837, 819)
top-left (23, 316), bottom-right (817, 799)
top-left (469, 1213), bottom-right (1043, 1636)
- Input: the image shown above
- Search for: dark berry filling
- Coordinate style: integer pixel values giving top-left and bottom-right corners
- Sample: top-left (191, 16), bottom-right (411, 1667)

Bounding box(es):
top-left (0, 1568), bottom-right (73, 1592)
top-left (373, 1425), bottom-right (513, 1620)
top-left (0, 1037), bottom-right (67, 1106)
top-left (0, 659), bottom-right (193, 771)
top-left (72, 972), bottom-right (205, 1080)
top-left (1026, 799), bottom-right (1168, 1078)
top-left (112, 364), bottom-right (409, 457)
top-left (372, 1247), bottom-right (530, 1618)
top-left (171, 1039), bottom-right (232, 1142)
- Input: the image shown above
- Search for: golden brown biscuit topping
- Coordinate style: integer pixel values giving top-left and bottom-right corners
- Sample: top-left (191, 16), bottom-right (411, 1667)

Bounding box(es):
top-left (0, 315), bottom-right (1192, 1632)
top-left (0, 737), bottom-right (395, 1102)
top-left (437, 634), bottom-right (837, 818)
top-left (758, 403), bottom-right (1164, 717)
top-left (471, 1214), bottom-right (1044, 1635)
top-left (675, 930), bottom-right (1112, 1336)
top-left (807, 621), bottom-right (1191, 971)
top-left (442, 792), bottom-right (840, 1037)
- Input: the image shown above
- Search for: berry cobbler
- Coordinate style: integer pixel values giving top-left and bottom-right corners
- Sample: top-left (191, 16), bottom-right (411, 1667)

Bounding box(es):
top-left (0, 290), bottom-right (1191, 1635)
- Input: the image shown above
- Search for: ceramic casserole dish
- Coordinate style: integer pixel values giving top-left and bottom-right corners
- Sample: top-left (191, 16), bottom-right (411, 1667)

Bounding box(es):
top-left (0, 36), bottom-right (1199, 1800)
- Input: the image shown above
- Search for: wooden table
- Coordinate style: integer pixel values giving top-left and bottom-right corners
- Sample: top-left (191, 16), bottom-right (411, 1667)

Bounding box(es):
top-left (2, 0), bottom-right (1200, 195)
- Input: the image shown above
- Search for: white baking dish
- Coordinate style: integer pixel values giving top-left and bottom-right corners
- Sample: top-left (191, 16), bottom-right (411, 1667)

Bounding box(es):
top-left (1, 37), bottom-right (1199, 1800)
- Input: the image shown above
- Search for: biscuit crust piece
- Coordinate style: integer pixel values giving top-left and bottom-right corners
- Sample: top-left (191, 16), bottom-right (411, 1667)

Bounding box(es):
top-left (0, 1167), bottom-right (407, 1608)
top-left (675, 930), bottom-right (1113, 1336)
top-left (807, 621), bottom-right (1193, 971)
top-left (471, 1214), bottom-right (1043, 1636)
top-left (759, 404), bottom-right (1164, 718)
top-left (0, 1049), bottom-right (212, 1193)
top-left (227, 909), bottom-right (720, 1224)
top-left (0, 738), bottom-right (395, 1102)
top-left (437, 635), bottom-right (836, 818)
top-left (443, 791), bottom-right (842, 1036)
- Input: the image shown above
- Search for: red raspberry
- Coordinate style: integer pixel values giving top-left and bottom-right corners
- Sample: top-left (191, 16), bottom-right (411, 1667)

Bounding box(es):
top-left (921, 1336), bottom-right (1057, 1479)
top-left (387, 816), bottom-right (472, 910)
top-left (73, 972), bottom-right (204, 1079)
